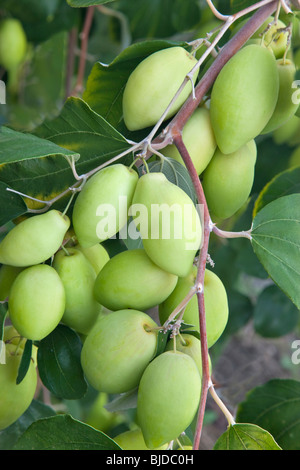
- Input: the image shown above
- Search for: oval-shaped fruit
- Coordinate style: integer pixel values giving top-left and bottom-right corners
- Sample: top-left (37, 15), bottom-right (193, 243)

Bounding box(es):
top-left (263, 18), bottom-right (289, 59)
top-left (0, 343), bottom-right (37, 430)
top-left (81, 309), bottom-right (158, 394)
top-left (162, 107), bottom-right (217, 175)
top-left (53, 247), bottom-right (102, 335)
top-left (272, 114), bottom-right (300, 145)
top-left (8, 264), bottom-right (65, 341)
top-left (0, 19), bottom-right (27, 71)
top-left (289, 145), bottom-right (300, 168)
top-left (210, 44), bottom-right (279, 154)
top-left (75, 243), bottom-right (110, 275)
top-left (122, 47), bottom-right (199, 131)
top-left (165, 333), bottom-right (212, 377)
top-left (114, 428), bottom-right (168, 450)
top-left (93, 248), bottom-right (178, 311)
top-left (0, 210), bottom-right (70, 267)
top-left (202, 141), bottom-right (256, 220)
top-left (72, 164), bottom-right (138, 248)
top-left (0, 265), bottom-right (24, 301)
top-left (137, 350), bottom-right (201, 449)
top-left (130, 172), bottom-right (202, 277)
top-left (159, 267), bottom-right (228, 348)
top-left (262, 59), bottom-right (298, 134)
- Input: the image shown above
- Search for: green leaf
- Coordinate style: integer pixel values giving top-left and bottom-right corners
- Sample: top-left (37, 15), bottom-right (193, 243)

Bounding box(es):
top-left (104, 388), bottom-right (138, 413)
top-left (236, 379), bottom-right (300, 450)
top-left (214, 423), bottom-right (281, 450)
top-left (0, 181), bottom-right (28, 227)
top-left (0, 400), bottom-right (56, 450)
top-left (253, 166), bottom-right (300, 217)
top-left (251, 194), bottom-right (300, 309)
top-left (37, 324), bottom-right (87, 400)
top-left (16, 340), bottom-right (33, 385)
top-left (67, 0), bottom-right (115, 6)
top-left (253, 284), bottom-right (299, 338)
top-left (13, 414), bottom-right (122, 450)
top-left (83, 39), bottom-right (187, 131)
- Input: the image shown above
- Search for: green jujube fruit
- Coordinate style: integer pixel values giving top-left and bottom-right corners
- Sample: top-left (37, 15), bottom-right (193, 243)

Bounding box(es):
top-left (202, 141), bottom-right (256, 220)
top-left (137, 351), bottom-right (201, 449)
top-left (72, 164), bottom-right (138, 248)
top-left (210, 44), bottom-right (279, 154)
top-left (0, 19), bottom-right (27, 71)
top-left (165, 333), bottom-right (212, 377)
top-left (75, 243), bottom-right (110, 275)
top-left (162, 107), bottom-right (217, 175)
top-left (130, 172), bottom-right (202, 278)
top-left (85, 392), bottom-right (124, 433)
top-left (81, 309), bottom-right (158, 394)
top-left (159, 267), bottom-right (229, 348)
top-left (262, 59), bottom-right (299, 134)
top-left (93, 248), bottom-right (178, 311)
top-left (8, 264), bottom-right (66, 341)
top-left (53, 247), bottom-right (102, 335)
top-left (0, 210), bottom-right (70, 267)
top-left (0, 343), bottom-right (37, 430)
top-left (122, 46), bottom-right (199, 131)
top-left (114, 428), bottom-right (168, 450)
top-left (0, 265), bottom-right (24, 301)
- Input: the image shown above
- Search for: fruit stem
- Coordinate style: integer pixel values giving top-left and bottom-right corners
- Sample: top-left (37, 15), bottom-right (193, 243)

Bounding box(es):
top-left (211, 223), bottom-right (253, 240)
top-left (209, 382), bottom-right (236, 427)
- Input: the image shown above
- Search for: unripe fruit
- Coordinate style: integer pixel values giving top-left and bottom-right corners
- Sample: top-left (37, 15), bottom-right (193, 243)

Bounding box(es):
top-left (3, 326), bottom-right (38, 365)
top-left (202, 141), bottom-right (256, 220)
top-left (85, 392), bottom-right (123, 433)
top-left (8, 264), bottom-right (65, 341)
top-left (165, 333), bottom-right (212, 377)
top-left (263, 19), bottom-right (289, 59)
top-left (114, 428), bottom-right (168, 450)
top-left (130, 172), bottom-right (202, 277)
top-left (75, 243), bottom-right (110, 275)
top-left (81, 309), bottom-right (158, 394)
top-left (210, 44), bottom-right (279, 154)
top-left (53, 247), bottom-right (102, 335)
top-left (0, 19), bottom-right (27, 71)
top-left (93, 248), bottom-right (178, 311)
top-left (0, 210), bottom-right (70, 267)
top-left (122, 47), bottom-right (199, 131)
top-left (0, 343), bottom-right (37, 431)
top-left (272, 114), bottom-right (300, 145)
top-left (162, 107), bottom-right (217, 175)
top-left (262, 59), bottom-right (298, 134)
top-left (289, 145), bottom-right (300, 168)
top-left (72, 164), bottom-right (138, 248)
top-left (0, 265), bottom-right (24, 301)
top-left (137, 351), bottom-right (201, 449)
top-left (159, 267), bottom-right (228, 348)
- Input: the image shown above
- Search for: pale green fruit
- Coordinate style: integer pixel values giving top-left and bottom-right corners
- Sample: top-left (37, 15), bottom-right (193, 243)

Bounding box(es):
top-left (8, 264), bottom-right (66, 341)
top-left (85, 392), bottom-right (123, 433)
top-left (114, 428), bottom-right (168, 450)
top-left (289, 145), bottom-right (300, 168)
top-left (262, 59), bottom-right (298, 134)
top-left (272, 114), bottom-right (300, 145)
top-left (72, 164), bottom-right (138, 248)
top-left (93, 248), bottom-right (178, 311)
top-left (0, 19), bottom-right (27, 71)
top-left (123, 47), bottom-right (199, 131)
top-left (3, 326), bottom-right (38, 365)
top-left (137, 350), bottom-right (201, 449)
top-left (202, 142), bottom-right (256, 220)
top-left (210, 44), bottom-right (279, 154)
top-left (53, 247), bottom-right (102, 335)
top-left (0, 210), bottom-right (70, 267)
top-left (0, 265), bottom-right (24, 301)
top-left (263, 19), bottom-right (289, 59)
top-left (0, 343), bottom-right (37, 430)
top-left (130, 172), bottom-right (202, 277)
top-left (165, 333), bottom-right (212, 377)
top-left (81, 309), bottom-right (158, 394)
top-left (162, 107), bottom-right (217, 175)
top-left (159, 267), bottom-right (228, 348)
top-left (75, 243), bottom-right (110, 275)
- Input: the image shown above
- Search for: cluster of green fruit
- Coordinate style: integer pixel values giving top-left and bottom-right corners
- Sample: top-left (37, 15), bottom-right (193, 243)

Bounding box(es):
top-left (0, 153), bottom-right (227, 447)
top-left (122, 15), bottom-right (299, 221)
